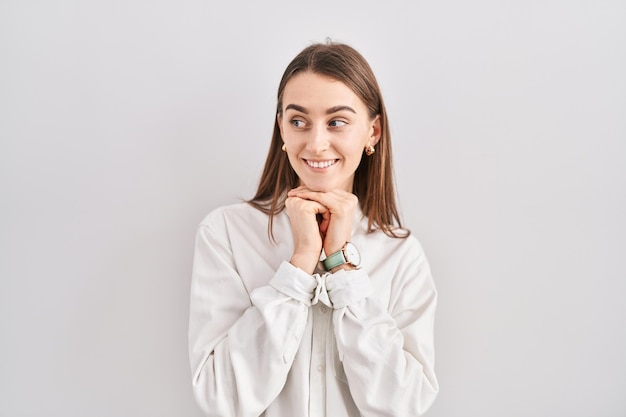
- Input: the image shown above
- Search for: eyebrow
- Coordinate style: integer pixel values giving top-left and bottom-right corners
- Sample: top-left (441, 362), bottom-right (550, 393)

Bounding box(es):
top-left (284, 104), bottom-right (357, 115)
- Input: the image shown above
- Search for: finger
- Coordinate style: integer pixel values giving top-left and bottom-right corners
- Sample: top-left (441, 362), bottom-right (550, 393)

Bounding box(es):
top-left (290, 197), bottom-right (330, 218)
top-left (287, 185), bottom-right (310, 197)
top-left (318, 210), bottom-right (330, 234)
top-left (287, 189), bottom-right (328, 205)
top-left (293, 190), bottom-right (357, 214)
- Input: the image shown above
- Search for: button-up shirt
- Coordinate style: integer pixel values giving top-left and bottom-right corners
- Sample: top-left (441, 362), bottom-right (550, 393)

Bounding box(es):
top-left (189, 203), bottom-right (438, 416)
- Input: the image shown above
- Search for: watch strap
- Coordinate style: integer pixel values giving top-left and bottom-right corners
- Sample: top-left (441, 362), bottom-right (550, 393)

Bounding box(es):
top-left (322, 249), bottom-right (347, 271)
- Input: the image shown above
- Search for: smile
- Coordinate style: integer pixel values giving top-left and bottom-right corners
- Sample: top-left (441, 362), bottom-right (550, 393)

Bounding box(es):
top-left (305, 159), bottom-right (338, 169)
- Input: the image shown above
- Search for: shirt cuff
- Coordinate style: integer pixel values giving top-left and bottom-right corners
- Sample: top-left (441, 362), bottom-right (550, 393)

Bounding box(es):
top-left (325, 268), bottom-right (372, 308)
top-left (269, 261), bottom-right (317, 306)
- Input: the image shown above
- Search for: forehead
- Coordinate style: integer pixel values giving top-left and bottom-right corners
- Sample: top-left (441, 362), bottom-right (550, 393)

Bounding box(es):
top-left (282, 72), bottom-right (365, 111)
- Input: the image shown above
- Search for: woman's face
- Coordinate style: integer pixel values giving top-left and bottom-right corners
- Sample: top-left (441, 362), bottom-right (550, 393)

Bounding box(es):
top-left (278, 72), bottom-right (380, 193)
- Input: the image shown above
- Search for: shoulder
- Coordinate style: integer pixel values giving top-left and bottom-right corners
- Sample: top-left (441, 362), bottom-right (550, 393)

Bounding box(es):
top-left (197, 202), bottom-right (282, 245)
top-left (356, 219), bottom-right (432, 282)
top-left (399, 233), bottom-right (428, 262)
top-left (199, 202), bottom-right (266, 229)
top-left (375, 231), bottom-right (427, 261)
top-left (356, 216), bottom-right (426, 258)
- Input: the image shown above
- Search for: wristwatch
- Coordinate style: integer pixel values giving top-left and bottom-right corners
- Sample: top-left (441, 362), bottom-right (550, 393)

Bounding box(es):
top-left (322, 242), bottom-right (361, 271)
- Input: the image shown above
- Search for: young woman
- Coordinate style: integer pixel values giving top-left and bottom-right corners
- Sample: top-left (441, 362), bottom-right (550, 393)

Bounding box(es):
top-left (189, 42), bottom-right (439, 417)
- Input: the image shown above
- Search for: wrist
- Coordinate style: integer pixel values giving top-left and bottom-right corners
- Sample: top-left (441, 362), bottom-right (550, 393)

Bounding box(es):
top-left (330, 264), bottom-right (357, 274)
top-left (322, 242), bottom-right (361, 272)
top-left (290, 253), bottom-right (318, 275)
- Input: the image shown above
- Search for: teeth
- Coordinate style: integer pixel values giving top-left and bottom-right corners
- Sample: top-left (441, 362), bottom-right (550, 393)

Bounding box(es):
top-left (307, 159), bottom-right (336, 169)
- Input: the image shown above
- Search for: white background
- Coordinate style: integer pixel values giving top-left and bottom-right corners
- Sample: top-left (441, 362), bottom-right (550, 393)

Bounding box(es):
top-left (1, 1), bottom-right (625, 416)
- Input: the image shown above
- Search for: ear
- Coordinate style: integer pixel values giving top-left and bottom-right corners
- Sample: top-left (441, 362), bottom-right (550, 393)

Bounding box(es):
top-left (368, 115), bottom-right (381, 147)
top-left (277, 112), bottom-right (284, 138)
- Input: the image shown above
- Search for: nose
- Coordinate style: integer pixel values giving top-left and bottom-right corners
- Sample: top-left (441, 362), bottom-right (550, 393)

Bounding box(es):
top-left (305, 124), bottom-right (329, 155)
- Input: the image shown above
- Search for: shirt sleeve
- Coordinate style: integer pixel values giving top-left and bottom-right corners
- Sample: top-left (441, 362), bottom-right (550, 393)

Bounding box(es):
top-left (326, 243), bottom-right (439, 417)
top-left (188, 222), bottom-right (316, 417)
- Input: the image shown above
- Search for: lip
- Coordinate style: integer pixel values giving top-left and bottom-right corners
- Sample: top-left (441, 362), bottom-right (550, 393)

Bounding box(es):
top-left (304, 159), bottom-right (338, 169)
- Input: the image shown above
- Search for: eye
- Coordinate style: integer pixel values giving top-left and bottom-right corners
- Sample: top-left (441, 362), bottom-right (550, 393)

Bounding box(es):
top-left (329, 119), bottom-right (347, 127)
top-left (290, 119), bottom-right (306, 128)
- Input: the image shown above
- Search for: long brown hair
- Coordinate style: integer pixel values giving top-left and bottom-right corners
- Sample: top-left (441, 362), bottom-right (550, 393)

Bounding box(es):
top-left (248, 41), bottom-right (408, 239)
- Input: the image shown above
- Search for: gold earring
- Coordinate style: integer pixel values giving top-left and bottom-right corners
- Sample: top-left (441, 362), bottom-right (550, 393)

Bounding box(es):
top-left (281, 143), bottom-right (286, 152)
top-left (365, 145), bottom-right (375, 156)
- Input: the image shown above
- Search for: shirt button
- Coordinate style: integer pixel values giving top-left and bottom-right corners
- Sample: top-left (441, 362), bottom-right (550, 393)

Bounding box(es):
top-left (317, 364), bottom-right (324, 372)
top-left (320, 306), bottom-right (329, 314)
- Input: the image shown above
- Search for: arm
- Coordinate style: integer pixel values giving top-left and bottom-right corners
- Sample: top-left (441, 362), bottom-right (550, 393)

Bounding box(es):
top-left (327, 244), bottom-right (439, 417)
top-left (284, 187), bottom-right (438, 414)
top-left (188, 222), bottom-right (316, 417)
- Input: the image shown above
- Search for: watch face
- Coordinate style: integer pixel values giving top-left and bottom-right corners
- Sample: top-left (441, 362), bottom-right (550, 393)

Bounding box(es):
top-left (345, 242), bottom-right (361, 267)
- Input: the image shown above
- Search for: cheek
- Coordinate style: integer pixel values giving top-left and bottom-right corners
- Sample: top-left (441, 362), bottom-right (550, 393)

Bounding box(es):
top-left (338, 143), bottom-right (365, 166)
top-left (280, 124), bottom-right (300, 143)
top-left (343, 128), bottom-right (369, 154)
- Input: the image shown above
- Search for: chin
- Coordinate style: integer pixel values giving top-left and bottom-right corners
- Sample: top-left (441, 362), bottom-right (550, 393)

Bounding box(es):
top-left (302, 183), bottom-right (331, 192)
top-left (300, 179), bottom-right (350, 193)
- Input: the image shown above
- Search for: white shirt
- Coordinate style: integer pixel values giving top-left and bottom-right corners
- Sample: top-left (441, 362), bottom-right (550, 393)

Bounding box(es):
top-left (189, 202), bottom-right (438, 417)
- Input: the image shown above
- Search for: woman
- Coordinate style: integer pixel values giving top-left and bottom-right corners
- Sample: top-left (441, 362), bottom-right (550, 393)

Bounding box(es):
top-left (189, 41), bottom-right (439, 417)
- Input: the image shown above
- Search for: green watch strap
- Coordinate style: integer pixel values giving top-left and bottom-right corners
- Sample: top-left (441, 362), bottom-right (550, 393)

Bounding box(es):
top-left (323, 249), bottom-right (346, 271)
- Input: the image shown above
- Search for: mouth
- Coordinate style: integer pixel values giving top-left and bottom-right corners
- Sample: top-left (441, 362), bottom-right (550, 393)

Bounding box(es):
top-left (304, 159), bottom-right (338, 169)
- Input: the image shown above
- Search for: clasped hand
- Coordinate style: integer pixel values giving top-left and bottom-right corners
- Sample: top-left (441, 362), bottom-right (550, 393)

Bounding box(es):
top-left (285, 186), bottom-right (358, 274)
